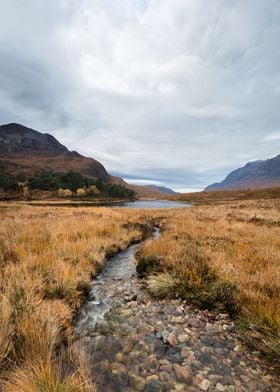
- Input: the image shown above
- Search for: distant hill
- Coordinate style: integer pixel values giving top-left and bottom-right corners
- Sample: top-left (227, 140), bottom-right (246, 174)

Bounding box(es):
top-left (111, 177), bottom-right (176, 198)
top-left (205, 154), bottom-right (280, 191)
top-left (147, 185), bottom-right (176, 195)
top-left (0, 123), bottom-right (170, 198)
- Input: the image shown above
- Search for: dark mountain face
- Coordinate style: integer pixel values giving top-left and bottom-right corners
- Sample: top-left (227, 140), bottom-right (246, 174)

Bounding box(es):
top-left (0, 123), bottom-right (110, 181)
top-left (0, 123), bottom-right (68, 154)
top-left (205, 154), bottom-right (280, 191)
top-left (0, 122), bottom-right (172, 197)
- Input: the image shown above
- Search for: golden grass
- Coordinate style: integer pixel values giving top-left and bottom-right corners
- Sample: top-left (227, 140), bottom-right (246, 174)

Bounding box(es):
top-left (0, 205), bottom-right (155, 389)
top-left (0, 198), bottom-right (279, 387)
top-left (137, 200), bottom-right (280, 360)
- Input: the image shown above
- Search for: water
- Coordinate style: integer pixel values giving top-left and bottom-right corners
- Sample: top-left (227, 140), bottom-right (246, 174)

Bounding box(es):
top-left (75, 228), bottom-right (160, 335)
top-left (73, 228), bottom-right (279, 392)
top-left (115, 200), bottom-right (190, 209)
top-left (26, 200), bottom-right (190, 208)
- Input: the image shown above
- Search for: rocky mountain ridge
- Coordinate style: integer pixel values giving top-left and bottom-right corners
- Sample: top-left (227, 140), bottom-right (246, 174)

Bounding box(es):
top-left (205, 154), bottom-right (280, 191)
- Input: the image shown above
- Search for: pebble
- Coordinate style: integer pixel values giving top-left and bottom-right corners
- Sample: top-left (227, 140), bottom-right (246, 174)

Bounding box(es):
top-left (178, 334), bottom-right (189, 343)
top-left (145, 375), bottom-right (163, 392)
top-left (75, 244), bottom-right (280, 392)
top-left (130, 374), bottom-right (146, 391)
top-left (174, 364), bottom-right (192, 384)
top-left (167, 333), bottom-right (179, 346)
top-left (199, 379), bottom-right (211, 391)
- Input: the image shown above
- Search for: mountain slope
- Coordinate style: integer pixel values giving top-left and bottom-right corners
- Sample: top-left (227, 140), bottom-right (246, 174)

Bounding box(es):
top-left (0, 123), bottom-right (111, 182)
top-left (111, 177), bottom-right (176, 198)
top-left (147, 185), bottom-right (176, 195)
top-left (205, 154), bottom-right (280, 191)
top-left (0, 123), bottom-right (68, 154)
top-left (0, 123), bottom-right (170, 198)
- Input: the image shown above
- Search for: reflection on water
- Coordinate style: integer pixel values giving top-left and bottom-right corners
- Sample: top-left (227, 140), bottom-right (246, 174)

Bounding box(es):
top-left (116, 199), bottom-right (190, 209)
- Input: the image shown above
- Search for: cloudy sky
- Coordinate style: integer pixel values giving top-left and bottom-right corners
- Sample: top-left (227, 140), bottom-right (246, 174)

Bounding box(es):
top-left (0, 0), bottom-right (280, 191)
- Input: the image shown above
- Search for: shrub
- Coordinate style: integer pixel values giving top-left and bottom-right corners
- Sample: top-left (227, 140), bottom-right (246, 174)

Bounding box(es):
top-left (58, 188), bottom-right (73, 198)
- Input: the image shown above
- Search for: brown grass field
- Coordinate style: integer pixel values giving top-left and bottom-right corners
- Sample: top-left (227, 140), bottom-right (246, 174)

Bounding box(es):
top-left (137, 199), bottom-right (280, 362)
top-left (0, 205), bottom-right (156, 391)
top-left (0, 197), bottom-right (279, 389)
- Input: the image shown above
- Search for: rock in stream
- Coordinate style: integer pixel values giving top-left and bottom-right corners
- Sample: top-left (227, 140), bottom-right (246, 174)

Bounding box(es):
top-left (74, 230), bottom-right (279, 392)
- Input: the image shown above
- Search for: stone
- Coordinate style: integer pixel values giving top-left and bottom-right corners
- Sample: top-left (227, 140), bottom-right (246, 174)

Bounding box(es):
top-left (115, 352), bottom-right (124, 362)
top-left (145, 375), bottom-right (163, 392)
top-left (138, 323), bottom-right (155, 334)
top-left (168, 333), bottom-right (179, 346)
top-left (130, 374), bottom-right (146, 391)
top-left (173, 384), bottom-right (186, 391)
top-left (174, 364), bottom-right (192, 384)
top-left (186, 353), bottom-right (195, 365)
top-left (147, 354), bottom-right (158, 369)
top-left (180, 347), bottom-right (190, 358)
top-left (178, 334), bottom-right (189, 343)
top-left (199, 353), bottom-right (212, 365)
top-left (170, 316), bottom-right (185, 324)
top-left (159, 371), bottom-right (171, 382)
top-left (161, 330), bottom-right (169, 343)
top-left (159, 359), bottom-right (170, 365)
top-left (110, 363), bottom-right (129, 387)
top-left (160, 364), bottom-right (173, 372)
top-left (216, 383), bottom-right (225, 391)
top-left (199, 379), bottom-right (211, 391)
top-left (208, 375), bottom-right (223, 383)
top-left (234, 345), bottom-right (245, 355)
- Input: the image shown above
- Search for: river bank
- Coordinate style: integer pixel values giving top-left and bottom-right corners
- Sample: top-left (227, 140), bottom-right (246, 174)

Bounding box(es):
top-left (74, 225), bottom-right (279, 392)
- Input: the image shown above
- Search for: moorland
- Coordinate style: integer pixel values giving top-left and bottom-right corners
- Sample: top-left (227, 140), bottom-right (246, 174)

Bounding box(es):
top-left (0, 194), bottom-right (279, 390)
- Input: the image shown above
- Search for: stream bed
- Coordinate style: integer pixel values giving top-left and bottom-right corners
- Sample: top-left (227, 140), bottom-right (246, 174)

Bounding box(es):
top-left (74, 230), bottom-right (279, 392)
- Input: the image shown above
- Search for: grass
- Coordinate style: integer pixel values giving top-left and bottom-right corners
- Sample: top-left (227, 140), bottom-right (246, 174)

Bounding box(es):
top-left (0, 205), bottom-right (155, 390)
top-left (0, 197), bottom-right (279, 389)
top-left (136, 199), bottom-right (280, 361)
top-left (168, 186), bottom-right (280, 204)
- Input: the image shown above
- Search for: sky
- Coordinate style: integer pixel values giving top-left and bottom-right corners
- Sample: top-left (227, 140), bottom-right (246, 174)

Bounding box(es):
top-left (0, 0), bottom-right (280, 192)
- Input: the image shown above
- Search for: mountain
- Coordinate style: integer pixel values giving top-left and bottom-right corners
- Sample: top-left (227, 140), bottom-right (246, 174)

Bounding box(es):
top-left (0, 123), bottom-right (68, 154)
top-left (111, 177), bottom-right (176, 198)
top-left (0, 123), bottom-right (111, 181)
top-left (205, 154), bottom-right (280, 191)
top-left (147, 185), bottom-right (176, 195)
top-left (0, 123), bottom-right (171, 198)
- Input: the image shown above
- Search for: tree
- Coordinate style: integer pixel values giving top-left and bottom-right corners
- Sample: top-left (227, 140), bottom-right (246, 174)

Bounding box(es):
top-left (87, 185), bottom-right (100, 196)
top-left (76, 188), bottom-right (86, 197)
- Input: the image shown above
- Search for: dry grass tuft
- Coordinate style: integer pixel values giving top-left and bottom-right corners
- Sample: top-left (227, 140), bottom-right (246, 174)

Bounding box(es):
top-left (137, 200), bottom-right (280, 360)
top-left (3, 359), bottom-right (92, 392)
top-left (0, 205), bottom-right (155, 388)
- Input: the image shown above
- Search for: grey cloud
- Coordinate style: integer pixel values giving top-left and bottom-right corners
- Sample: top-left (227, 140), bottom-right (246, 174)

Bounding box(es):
top-left (0, 0), bottom-right (280, 191)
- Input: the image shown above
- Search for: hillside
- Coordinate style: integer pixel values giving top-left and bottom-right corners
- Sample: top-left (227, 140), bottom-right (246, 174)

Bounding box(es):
top-left (169, 187), bottom-right (280, 204)
top-left (0, 123), bottom-right (168, 198)
top-left (205, 154), bottom-right (280, 191)
top-left (112, 176), bottom-right (175, 198)
top-left (0, 123), bottom-right (111, 181)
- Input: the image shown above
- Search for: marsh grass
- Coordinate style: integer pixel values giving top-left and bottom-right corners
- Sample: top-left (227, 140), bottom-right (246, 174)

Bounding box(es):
top-left (1, 199), bottom-right (279, 386)
top-left (137, 200), bottom-right (280, 360)
top-left (0, 206), bottom-right (154, 389)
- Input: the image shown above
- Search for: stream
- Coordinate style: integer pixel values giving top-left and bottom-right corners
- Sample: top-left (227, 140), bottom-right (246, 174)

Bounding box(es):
top-left (74, 229), bottom-right (279, 392)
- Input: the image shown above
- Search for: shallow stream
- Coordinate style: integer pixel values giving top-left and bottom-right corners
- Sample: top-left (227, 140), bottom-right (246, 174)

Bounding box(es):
top-left (74, 229), bottom-right (279, 392)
